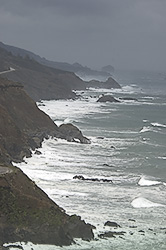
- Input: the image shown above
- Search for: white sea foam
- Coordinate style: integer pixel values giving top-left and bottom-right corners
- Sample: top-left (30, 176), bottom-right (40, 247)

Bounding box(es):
top-left (64, 117), bottom-right (74, 124)
top-left (138, 176), bottom-right (161, 186)
top-left (139, 126), bottom-right (152, 133)
top-left (151, 122), bottom-right (166, 128)
top-left (37, 99), bottom-right (102, 123)
top-left (87, 84), bottom-right (141, 95)
top-left (158, 156), bottom-right (166, 160)
top-left (44, 188), bottom-right (88, 197)
top-left (131, 197), bottom-right (165, 208)
top-left (143, 96), bottom-right (155, 100)
top-left (87, 87), bottom-right (113, 93)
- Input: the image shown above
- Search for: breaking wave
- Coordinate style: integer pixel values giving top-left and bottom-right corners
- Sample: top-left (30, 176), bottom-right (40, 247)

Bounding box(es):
top-left (131, 197), bottom-right (165, 208)
top-left (151, 122), bottom-right (166, 128)
top-left (139, 126), bottom-right (152, 133)
top-left (138, 176), bottom-right (161, 186)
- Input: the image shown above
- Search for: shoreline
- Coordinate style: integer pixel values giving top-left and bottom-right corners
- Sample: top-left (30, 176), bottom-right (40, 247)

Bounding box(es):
top-left (0, 78), bottom-right (94, 246)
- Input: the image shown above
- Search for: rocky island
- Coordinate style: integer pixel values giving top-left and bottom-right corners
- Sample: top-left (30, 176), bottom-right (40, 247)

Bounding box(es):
top-left (0, 77), bottom-right (94, 247)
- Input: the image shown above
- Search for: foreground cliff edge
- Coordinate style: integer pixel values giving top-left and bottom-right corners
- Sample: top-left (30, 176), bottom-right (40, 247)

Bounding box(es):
top-left (0, 77), bottom-right (94, 246)
top-left (0, 164), bottom-right (94, 246)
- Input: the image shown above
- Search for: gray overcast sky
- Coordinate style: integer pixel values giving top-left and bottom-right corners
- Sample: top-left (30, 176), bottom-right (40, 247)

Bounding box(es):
top-left (0, 0), bottom-right (166, 71)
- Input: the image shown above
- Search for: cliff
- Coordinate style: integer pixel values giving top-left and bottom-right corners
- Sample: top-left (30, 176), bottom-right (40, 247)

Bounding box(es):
top-left (0, 164), bottom-right (93, 246)
top-left (0, 78), bottom-right (94, 246)
top-left (0, 77), bottom-right (58, 163)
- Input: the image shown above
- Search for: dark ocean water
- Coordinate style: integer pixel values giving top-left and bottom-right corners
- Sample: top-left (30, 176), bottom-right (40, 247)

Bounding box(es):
top-left (12, 70), bottom-right (166, 250)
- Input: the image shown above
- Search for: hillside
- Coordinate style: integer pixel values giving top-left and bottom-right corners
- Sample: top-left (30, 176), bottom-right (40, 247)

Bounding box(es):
top-left (0, 42), bottom-right (121, 102)
top-left (0, 41), bottom-right (111, 78)
top-left (0, 77), bottom-right (94, 246)
top-left (0, 46), bottom-right (86, 101)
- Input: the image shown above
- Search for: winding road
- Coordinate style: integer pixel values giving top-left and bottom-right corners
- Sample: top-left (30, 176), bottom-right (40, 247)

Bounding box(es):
top-left (0, 67), bottom-right (15, 75)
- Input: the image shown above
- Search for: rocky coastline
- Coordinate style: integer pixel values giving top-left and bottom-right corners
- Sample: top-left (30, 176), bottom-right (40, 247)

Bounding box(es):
top-left (0, 77), bottom-right (94, 247)
top-left (0, 44), bottom-right (123, 247)
top-left (0, 45), bottom-right (121, 102)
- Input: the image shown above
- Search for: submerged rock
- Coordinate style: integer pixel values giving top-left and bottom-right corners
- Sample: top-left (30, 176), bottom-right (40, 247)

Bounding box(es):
top-left (119, 97), bottom-right (138, 101)
top-left (98, 231), bottom-right (126, 239)
top-left (97, 95), bottom-right (120, 103)
top-left (73, 175), bottom-right (112, 183)
top-left (34, 150), bottom-right (42, 155)
top-left (104, 221), bottom-right (121, 228)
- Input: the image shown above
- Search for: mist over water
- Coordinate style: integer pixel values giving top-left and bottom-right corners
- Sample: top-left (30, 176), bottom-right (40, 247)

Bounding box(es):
top-left (12, 70), bottom-right (166, 250)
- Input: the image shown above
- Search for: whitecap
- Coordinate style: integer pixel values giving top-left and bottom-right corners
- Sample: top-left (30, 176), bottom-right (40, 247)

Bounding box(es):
top-left (151, 122), bottom-right (166, 128)
top-left (37, 99), bottom-right (102, 122)
top-left (139, 126), bottom-right (151, 133)
top-left (158, 156), bottom-right (166, 160)
top-left (138, 176), bottom-right (161, 186)
top-left (54, 120), bottom-right (64, 126)
top-left (143, 96), bottom-right (155, 100)
top-left (131, 197), bottom-right (165, 208)
top-left (64, 118), bottom-right (74, 124)
top-left (45, 188), bottom-right (88, 197)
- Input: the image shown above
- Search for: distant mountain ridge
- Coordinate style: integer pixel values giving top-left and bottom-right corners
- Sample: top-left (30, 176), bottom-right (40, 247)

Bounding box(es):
top-left (0, 41), bottom-right (111, 78)
top-left (0, 42), bottom-right (121, 101)
top-left (0, 45), bottom-right (86, 101)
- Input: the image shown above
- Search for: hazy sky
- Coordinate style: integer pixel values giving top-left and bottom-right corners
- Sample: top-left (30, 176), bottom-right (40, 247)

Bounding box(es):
top-left (0, 0), bottom-right (166, 71)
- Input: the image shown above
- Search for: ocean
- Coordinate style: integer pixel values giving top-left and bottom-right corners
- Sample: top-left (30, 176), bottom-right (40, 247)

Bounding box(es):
top-left (11, 70), bottom-right (166, 249)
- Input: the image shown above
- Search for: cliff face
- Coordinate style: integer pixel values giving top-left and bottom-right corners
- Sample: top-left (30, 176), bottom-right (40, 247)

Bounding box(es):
top-left (0, 78), bottom-right (57, 132)
top-left (0, 78), bottom-right (90, 163)
top-left (0, 104), bottom-right (28, 163)
top-left (0, 77), bottom-right (58, 162)
top-left (0, 77), bottom-right (94, 245)
top-left (0, 164), bottom-right (94, 246)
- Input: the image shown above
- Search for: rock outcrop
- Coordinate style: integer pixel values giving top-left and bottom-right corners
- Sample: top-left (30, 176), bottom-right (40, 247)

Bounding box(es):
top-left (87, 77), bottom-right (121, 89)
top-left (104, 221), bottom-right (121, 228)
top-left (58, 124), bottom-right (91, 144)
top-left (97, 95), bottom-right (120, 103)
top-left (73, 175), bottom-right (112, 183)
